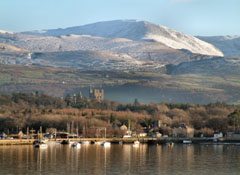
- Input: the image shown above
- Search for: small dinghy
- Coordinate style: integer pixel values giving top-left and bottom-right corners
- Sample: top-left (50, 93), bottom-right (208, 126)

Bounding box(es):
top-left (71, 141), bottom-right (81, 148)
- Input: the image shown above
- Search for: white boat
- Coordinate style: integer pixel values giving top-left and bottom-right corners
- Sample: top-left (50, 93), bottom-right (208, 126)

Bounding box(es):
top-left (34, 143), bottom-right (48, 148)
top-left (95, 141), bottom-right (104, 145)
top-left (133, 141), bottom-right (140, 147)
top-left (101, 142), bottom-right (111, 147)
top-left (40, 138), bottom-right (48, 144)
top-left (81, 141), bottom-right (90, 144)
top-left (183, 140), bottom-right (192, 144)
top-left (71, 141), bottom-right (81, 148)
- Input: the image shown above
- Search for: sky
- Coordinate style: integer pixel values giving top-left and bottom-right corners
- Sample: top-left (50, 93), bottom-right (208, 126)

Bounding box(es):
top-left (0, 0), bottom-right (239, 36)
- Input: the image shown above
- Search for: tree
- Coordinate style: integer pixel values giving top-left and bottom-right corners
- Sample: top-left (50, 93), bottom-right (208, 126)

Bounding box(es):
top-left (228, 110), bottom-right (240, 130)
top-left (110, 113), bottom-right (116, 123)
top-left (206, 118), bottom-right (228, 133)
top-left (64, 94), bottom-right (73, 106)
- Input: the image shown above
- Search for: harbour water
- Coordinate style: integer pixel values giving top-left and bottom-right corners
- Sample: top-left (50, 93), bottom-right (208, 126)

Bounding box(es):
top-left (0, 143), bottom-right (240, 175)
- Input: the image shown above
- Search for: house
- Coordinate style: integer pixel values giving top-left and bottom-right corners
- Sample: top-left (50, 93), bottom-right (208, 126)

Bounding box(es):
top-left (213, 132), bottom-right (223, 139)
top-left (172, 124), bottom-right (194, 138)
top-left (8, 131), bottom-right (23, 139)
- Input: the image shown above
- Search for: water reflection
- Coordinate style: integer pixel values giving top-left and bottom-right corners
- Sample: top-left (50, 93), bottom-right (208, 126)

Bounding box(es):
top-left (1, 144), bottom-right (240, 174)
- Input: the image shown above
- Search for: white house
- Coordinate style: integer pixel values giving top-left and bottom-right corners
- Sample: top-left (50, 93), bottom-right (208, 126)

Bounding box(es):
top-left (213, 132), bottom-right (223, 138)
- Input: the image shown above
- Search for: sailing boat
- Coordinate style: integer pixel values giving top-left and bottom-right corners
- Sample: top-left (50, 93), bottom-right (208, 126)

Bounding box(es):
top-left (34, 128), bottom-right (48, 148)
top-left (101, 127), bottom-right (111, 147)
top-left (61, 123), bottom-right (74, 144)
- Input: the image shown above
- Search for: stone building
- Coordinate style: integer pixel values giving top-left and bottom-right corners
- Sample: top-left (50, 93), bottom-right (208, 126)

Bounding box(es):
top-left (89, 88), bottom-right (104, 102)
top-left (72, 92), bottom-right (83, 104)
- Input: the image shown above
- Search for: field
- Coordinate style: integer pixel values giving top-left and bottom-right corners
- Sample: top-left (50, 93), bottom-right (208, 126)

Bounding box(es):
top-left (0, 64), bottom-right (240, 104)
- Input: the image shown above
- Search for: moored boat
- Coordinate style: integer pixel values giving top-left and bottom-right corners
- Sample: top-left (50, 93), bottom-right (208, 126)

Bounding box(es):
top-left (61, 139), bottom-right (74, 144)
top-left (95, 141), bottom-right (104, 145)
top-left (183, 140), bottom-right (192, 144)
top-left (81, 141), bottom-right (90, 144)
top-left (34, 143), bottom-right (48, 148)
top-left (133, 140), bottom-right (140, 147)
top-left (71, 141), bottom-right (81, 148)
top-left (101, 142), bottom-right (111, 147)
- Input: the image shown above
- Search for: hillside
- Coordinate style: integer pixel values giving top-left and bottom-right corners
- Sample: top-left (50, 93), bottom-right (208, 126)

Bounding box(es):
top-left (30, 50), bottom-right (165, 72)
top-left (0, 32), bottom-right (211, 65)
top-left (197, 35), bottom-right (240, 57)
top-left (0, 64), bottom-right (240, 104)
top-left (167, 56), bottom-right (240, 76)
top-left (22, 20), bottom-right (223, 56)
top-left (0, 43), bottom-right (30, 65)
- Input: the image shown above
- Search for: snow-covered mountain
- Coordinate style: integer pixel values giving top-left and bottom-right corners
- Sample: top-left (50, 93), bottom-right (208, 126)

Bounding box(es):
top-left (22, 20), bottom-right (223, 57)
top-left (0, 32), bottom-right (208, 65)
top-left (197, 36), bottom-right (240, 57)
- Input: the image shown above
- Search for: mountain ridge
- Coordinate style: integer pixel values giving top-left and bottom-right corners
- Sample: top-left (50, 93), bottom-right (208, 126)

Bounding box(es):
top-left (197, 35), bottom-right (240, 57)
top-left (21, 19), bottom-right (223, 57)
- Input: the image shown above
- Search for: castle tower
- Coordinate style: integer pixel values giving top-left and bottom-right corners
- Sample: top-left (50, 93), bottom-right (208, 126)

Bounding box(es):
top-left (89, 88), bottom-right (104, 102)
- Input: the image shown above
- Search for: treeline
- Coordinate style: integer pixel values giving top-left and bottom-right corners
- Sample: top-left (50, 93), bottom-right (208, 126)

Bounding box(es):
top-left (0, 92), bottom-right (240, 137)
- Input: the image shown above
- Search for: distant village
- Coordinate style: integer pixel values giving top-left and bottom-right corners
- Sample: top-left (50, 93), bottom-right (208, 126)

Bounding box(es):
top-left (0, 89), bottom-right (239, 144)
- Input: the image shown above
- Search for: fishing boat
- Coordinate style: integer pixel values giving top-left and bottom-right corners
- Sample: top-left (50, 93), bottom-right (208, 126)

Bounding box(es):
top-left (71, 141), bottom-right (81, 148)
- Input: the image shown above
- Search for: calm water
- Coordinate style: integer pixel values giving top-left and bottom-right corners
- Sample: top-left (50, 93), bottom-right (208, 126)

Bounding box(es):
top-left (0, 143), bottom-right (240, 175)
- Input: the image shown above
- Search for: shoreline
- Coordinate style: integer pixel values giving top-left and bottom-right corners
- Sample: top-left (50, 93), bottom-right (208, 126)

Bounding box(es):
top-left (1, 137), bottom-right (240, 145)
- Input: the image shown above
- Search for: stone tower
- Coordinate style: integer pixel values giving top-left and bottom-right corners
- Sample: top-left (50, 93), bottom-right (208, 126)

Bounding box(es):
top-left (89, 88), bottom-right (104, 102)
